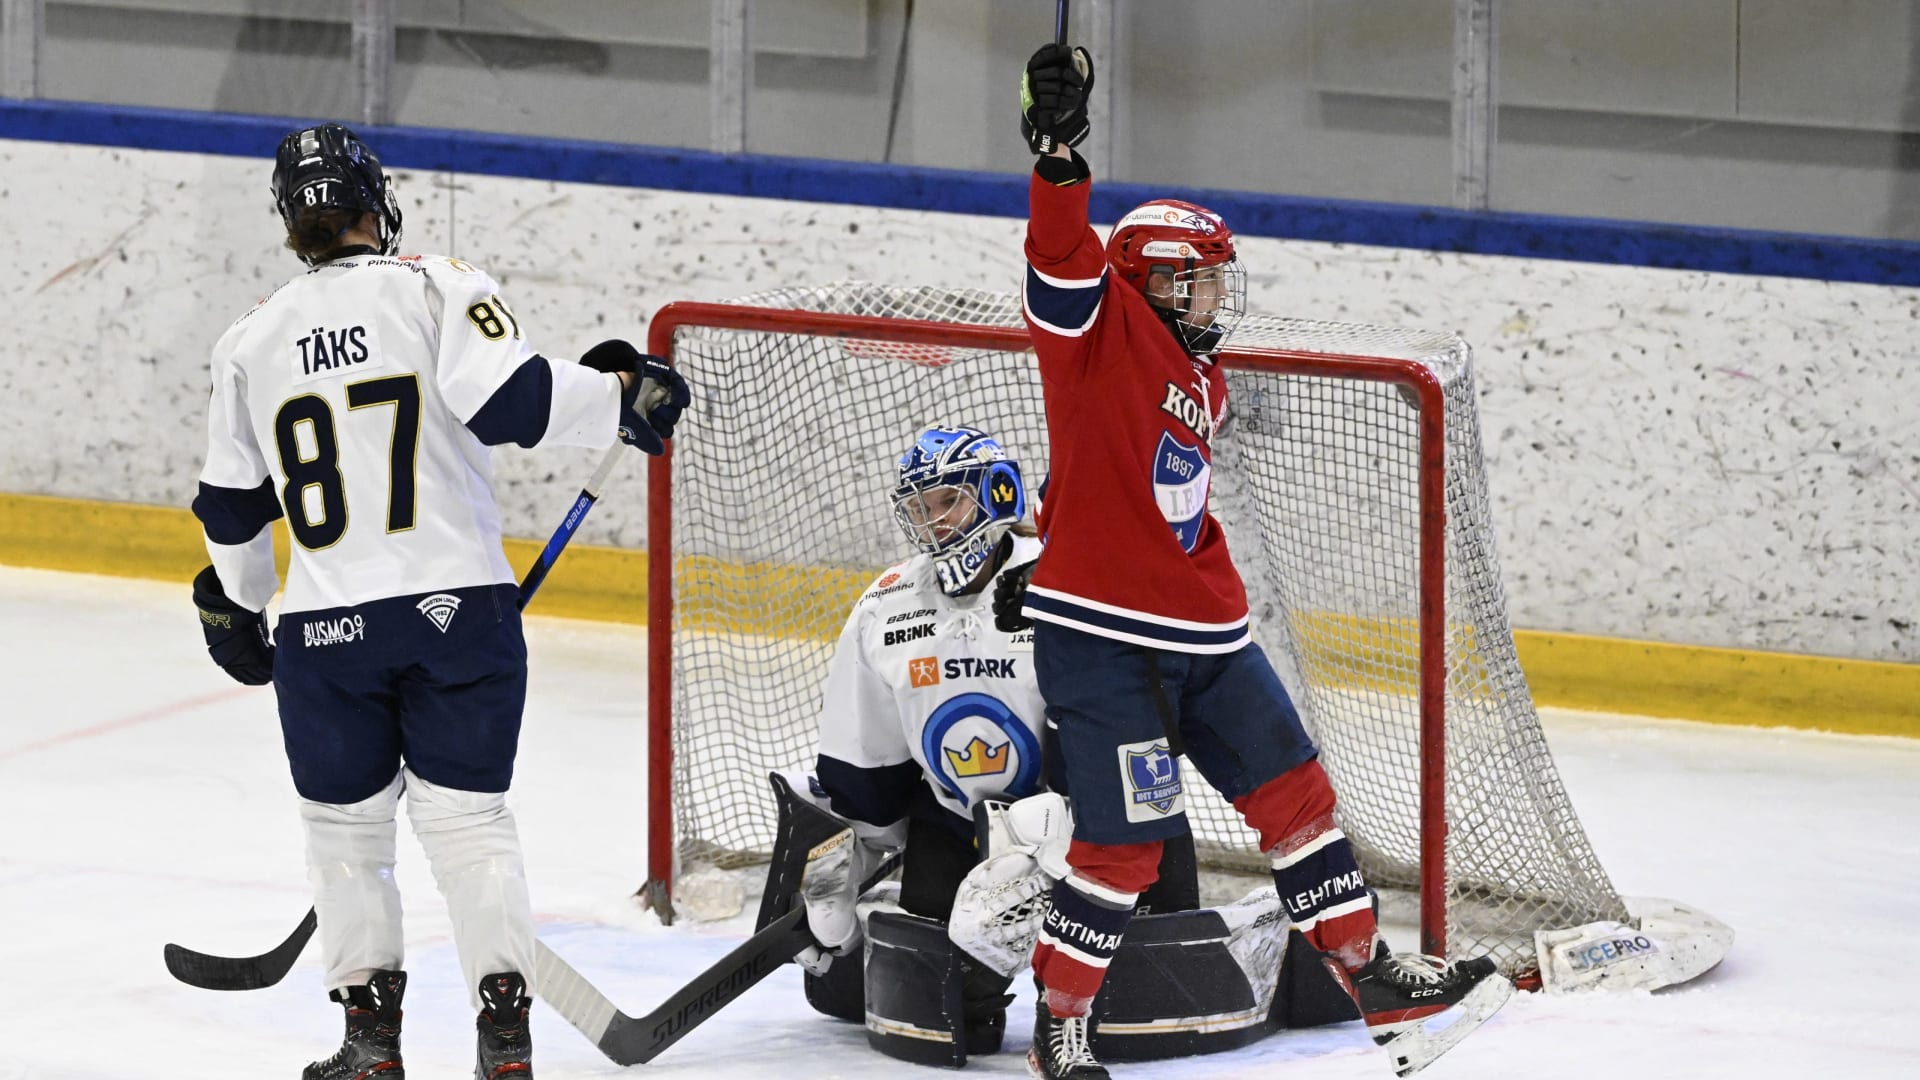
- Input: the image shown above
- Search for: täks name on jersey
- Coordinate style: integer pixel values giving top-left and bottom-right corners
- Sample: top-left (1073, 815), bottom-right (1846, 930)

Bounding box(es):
top-left (296, 324), bottom-right (371, 376)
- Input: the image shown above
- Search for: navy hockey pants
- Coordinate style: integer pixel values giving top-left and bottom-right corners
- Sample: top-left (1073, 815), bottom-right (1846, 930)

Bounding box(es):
top-left (1033, 620), bottom-right (1317, 845)
top-left (272, 583), bottom-right (528, 804)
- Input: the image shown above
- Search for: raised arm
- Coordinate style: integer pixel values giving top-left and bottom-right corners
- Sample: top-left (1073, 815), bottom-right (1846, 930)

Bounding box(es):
top-left (1020, 44), bottom-right (1107, 351)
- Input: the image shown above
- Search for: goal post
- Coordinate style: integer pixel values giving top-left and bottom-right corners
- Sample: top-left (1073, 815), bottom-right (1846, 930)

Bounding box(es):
top-left (636, 283), bottom-right (1724, 986)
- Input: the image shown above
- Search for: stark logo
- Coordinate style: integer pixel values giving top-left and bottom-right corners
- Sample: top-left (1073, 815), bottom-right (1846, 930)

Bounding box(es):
top-left (907, 656), bottom-right (941, 687)
top-left (416, 593), bottom-right (462, 633)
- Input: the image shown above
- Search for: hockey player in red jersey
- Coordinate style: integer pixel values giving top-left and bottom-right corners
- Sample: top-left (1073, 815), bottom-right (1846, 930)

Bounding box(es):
top-left (998, 43), bottom-right (1512, 1080)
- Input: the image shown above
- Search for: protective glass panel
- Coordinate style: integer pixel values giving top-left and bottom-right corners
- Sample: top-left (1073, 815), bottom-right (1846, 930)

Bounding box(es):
top-left (43, 1), bottom-right (355, 117)
top-left (380, 1), bottom-right (686, 146)
top-left (1122, 0), bottom-right (1452, 203)
top-left (1486, 0), bottom-right (1920, 239)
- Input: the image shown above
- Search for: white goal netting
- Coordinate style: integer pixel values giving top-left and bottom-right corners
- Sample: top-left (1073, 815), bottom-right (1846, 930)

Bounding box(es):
top-left (653, 282), bottom-right (1629, 975)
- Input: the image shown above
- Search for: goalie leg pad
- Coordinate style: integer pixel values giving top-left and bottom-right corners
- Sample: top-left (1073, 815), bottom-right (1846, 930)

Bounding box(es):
top-left (1273, 928), bottom-right (1365, 1029)
top-left (862, 910), bottom-right (969, 1068)
top-left (1087, 888), bottom-right (1291, 1062)
top-left (803, 957), bottom-right (866, 1023)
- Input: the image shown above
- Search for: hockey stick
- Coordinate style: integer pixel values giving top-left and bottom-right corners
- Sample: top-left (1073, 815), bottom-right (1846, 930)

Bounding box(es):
top-left (163, 444), bottom-right (625, 992)
top-left (534, 907), bottom-right (813, 1066)
top-left (540, 830), bottom-right (904, 1067)
top-left (1055, 0), bottom-right (1069, 45)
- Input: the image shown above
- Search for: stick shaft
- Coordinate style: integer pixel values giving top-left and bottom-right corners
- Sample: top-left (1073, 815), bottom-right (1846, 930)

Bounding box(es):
top-left (516, 444), bottom-right (623, 608)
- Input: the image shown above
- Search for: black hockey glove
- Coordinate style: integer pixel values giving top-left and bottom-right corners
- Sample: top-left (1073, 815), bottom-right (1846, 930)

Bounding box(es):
top-left (191, 564), bottom-right (274, 686)
top-left (1020, 43), bottom-right (1094, 154)
top-left (580, 339), bottom-right (692, 456)
top-left (993, 560), bottom-right (1038, 634)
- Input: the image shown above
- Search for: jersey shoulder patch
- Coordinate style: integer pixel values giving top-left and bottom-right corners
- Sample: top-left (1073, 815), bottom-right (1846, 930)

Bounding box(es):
top-left (216, 275), bottom-right (300, 352)
top-left (415, 254), bottom-right (498, 293)
top-left (857, 558), bottom-right (923, 606)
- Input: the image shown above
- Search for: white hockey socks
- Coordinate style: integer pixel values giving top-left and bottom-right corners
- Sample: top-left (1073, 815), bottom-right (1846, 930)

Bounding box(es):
top-left (403, 767), bottom-right (537, 1008)
top-left (301, 772), bottom-right (405, 992)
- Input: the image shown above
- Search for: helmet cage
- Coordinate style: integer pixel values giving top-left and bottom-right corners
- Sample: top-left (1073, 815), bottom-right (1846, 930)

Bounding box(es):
top-left (272, 123), bottom-right (404, 265)
top-left (891, 427), bottom-right (1027, 595)
top-left (1147, 256), bottom-right (1247, 355)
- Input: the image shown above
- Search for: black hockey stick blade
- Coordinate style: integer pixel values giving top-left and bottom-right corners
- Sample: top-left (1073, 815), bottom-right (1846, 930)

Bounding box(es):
top-left (536, 906), bottom-right (814, 1066)
top-left (163, 907), bottom-right (317, 991)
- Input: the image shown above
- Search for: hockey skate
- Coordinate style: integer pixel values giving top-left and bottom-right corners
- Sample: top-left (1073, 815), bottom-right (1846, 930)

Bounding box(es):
top-left (1026, 993), bottom-right (1109, 1080)
top-left (1327, 942), bottom-right (1512, 1077)
top-left (474, 971), bottom-right (534, 1079)
top-left (303, 969), bottom-right (406, 1080)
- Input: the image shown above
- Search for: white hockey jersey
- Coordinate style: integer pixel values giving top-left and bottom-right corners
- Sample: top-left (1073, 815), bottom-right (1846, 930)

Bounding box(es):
top-left (193, 253), bottom-right (620, 616)
top-left (813, 535), bottom-right (1047, 831)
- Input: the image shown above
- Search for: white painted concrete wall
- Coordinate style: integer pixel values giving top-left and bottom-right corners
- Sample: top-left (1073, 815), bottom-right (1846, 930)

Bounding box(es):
top-left (3, 139), bottom-right (1912, 662)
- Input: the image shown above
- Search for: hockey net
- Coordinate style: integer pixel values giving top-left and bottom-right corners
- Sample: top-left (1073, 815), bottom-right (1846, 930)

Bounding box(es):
top-left (643, 282), bottom-right (1630, 976)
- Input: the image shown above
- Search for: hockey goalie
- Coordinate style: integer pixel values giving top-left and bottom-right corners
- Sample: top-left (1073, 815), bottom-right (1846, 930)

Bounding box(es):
top-left (751, 425), bottom-right (1358, 1069)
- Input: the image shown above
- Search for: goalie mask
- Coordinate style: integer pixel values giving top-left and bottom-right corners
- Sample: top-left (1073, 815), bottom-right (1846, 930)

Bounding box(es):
top-left (1106, 199), bottom-right (1247, 355)
top-left (892, 426), bottom-right (1026, 596)
top-left (271, 122), bottom-right (404, 265)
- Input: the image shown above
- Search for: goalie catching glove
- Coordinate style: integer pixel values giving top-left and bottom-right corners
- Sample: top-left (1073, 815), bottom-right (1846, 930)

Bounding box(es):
top-left (578, 339), bottom-right (691, 455)
top-left (947, 791), bottom-right (1073, 977)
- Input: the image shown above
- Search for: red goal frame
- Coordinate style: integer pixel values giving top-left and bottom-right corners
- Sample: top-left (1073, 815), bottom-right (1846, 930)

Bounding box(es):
top-left (640, 301), bottom-right (1449, 956)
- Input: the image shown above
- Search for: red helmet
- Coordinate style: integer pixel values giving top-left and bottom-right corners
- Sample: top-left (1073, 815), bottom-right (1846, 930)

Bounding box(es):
top-left (1105, 200), bottom-right (1246, 354)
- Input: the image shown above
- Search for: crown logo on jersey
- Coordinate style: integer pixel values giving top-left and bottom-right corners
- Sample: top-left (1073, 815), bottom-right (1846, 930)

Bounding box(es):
top-left (944, 737), bottom-right (1011, 778)
top-left (416, 593), bottom-right (462, 633)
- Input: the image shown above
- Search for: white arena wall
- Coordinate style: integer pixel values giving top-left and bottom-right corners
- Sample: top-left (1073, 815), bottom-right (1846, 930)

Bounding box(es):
top-left (1, 137), bottom-right (1913, 664)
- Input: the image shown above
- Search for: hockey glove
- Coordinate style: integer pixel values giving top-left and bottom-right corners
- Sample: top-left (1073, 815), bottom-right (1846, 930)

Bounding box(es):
top-left (1020, 43), bottom-right (1095, 154)
top-left (580, 339), bottom-right (692, 455)
top-left (992, 559), bottom-right (1037, 634)
top-left (949, 792), bottom-right (1073, 977)
top-left (192, 564), bottom-right (274, 686)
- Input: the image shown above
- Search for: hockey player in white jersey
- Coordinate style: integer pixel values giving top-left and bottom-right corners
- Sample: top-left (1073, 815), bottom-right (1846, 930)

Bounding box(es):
top-left (788, 425), bottom-right (1050, 1055)
top-left (187, 123), bottom-right (689, 1080)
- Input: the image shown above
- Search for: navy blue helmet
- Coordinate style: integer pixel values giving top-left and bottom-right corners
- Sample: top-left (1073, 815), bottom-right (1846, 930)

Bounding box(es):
top-left (893, 425), bottom-right (1027, 595)
top-left (271, 123), bottom-right (403, 264)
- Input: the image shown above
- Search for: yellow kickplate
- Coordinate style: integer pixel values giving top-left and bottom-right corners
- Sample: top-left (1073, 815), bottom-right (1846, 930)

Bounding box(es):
top-left (3, 492), bottom-right (1913, 736)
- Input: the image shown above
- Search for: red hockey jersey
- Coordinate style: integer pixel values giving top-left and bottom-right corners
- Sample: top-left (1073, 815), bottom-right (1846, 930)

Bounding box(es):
top-left (1018, 166), bottom-right (1250, 653)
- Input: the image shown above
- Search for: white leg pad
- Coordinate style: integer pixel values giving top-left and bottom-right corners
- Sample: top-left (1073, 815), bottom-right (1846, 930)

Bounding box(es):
top-left (402, 767), bottom-right (536, 1007)
top-left (300, 772), bottom-right (405, 992)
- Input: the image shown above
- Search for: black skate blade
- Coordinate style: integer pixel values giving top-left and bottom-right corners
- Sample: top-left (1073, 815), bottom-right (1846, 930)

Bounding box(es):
top-left (1380, 972), bottom-right (1514, 1077)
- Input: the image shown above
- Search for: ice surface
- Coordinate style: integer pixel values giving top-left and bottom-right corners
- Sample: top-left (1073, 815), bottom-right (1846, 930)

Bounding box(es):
top-left (3, 566), bottom-right (1915, 1078)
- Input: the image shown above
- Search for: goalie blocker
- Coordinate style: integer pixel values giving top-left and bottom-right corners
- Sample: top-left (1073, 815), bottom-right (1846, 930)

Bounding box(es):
top-left (759, 779), bottom-right (1359, 1067)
